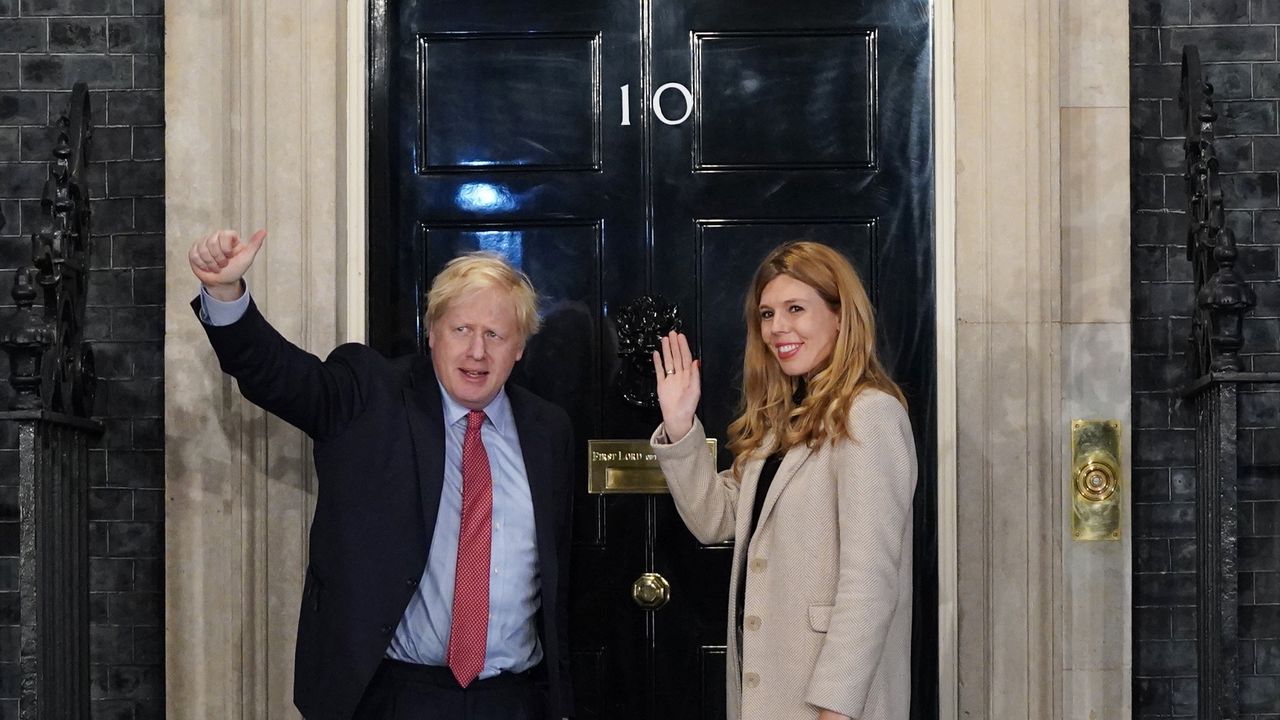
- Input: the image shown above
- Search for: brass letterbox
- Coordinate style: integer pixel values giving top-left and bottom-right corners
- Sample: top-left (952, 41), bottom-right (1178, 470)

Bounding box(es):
top-left (587, 439), bottom-right (717, 494)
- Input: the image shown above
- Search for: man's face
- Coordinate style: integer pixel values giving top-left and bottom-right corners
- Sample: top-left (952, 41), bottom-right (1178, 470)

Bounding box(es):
top-left (428, 286), bottom-right (525, 410)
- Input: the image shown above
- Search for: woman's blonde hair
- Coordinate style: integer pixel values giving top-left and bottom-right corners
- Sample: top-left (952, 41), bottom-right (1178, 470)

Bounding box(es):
top-left (727, 241), bottom-right (905, 479)
top-left (425, 252), bottom-right (541, 340)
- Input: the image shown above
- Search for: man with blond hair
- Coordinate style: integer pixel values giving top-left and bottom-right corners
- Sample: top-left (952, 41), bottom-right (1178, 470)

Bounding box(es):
top-left (190, 229), bottom-right (574, 720)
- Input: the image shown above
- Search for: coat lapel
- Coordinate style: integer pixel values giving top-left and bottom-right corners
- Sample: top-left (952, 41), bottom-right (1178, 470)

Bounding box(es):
top-left (751, 442), bottom-right (813, 543)
top-left (735, 453), bottom-right (766, 541)
top-left (403, 359), bottom-right (447, 541)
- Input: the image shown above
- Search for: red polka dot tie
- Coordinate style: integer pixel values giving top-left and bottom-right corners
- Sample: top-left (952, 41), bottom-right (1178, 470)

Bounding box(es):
top-left (446, 410), bottom-right (492, 687)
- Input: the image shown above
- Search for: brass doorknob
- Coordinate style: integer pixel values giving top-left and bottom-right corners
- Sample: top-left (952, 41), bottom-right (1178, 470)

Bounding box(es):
top-left (631, 572), bottom-right (671, 610)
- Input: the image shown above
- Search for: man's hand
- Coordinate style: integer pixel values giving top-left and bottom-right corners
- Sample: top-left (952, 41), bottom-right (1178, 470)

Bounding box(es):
top-left (817, 710), bottom-right (851, 720)
top-left (188, 229), bottom-right (266, 302)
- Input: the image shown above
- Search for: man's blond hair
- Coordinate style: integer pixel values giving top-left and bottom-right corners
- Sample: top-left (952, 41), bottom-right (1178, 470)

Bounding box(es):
top-left (424, 252), bottom-right (541, 341)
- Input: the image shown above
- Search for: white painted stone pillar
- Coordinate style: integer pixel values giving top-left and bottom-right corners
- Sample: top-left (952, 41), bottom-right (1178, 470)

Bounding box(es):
top-left (1058, 0), bottom-right (1132, 715)
top-left (953, 0), bottom-right (1063, 713)
top-left (164, 1), bottom-right (363, 716)
top-left (950, 0), bottom-right (1131, 715)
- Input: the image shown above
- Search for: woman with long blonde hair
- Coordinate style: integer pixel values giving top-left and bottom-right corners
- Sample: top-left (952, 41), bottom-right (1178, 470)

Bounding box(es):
top-left (651, 241), bottom-right (917, 720)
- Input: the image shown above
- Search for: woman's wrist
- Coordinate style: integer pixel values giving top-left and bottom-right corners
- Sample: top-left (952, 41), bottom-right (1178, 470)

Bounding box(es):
top-left (662, 417), bottom-right (694, 442)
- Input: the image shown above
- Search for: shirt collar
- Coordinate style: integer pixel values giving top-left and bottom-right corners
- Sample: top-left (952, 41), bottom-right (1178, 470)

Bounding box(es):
top-left (437, 382), bottom-right (513, 435)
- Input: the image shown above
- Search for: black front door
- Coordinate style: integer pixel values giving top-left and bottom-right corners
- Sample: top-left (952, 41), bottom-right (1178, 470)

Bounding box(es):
top-left (369, 1), bottom-right (935, 718)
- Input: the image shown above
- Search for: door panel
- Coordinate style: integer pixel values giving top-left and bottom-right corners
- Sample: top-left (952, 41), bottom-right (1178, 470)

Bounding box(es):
top-left (693, 31), bottom-right (875, 170)
top-left (418, 33), bottom-right (601, 171)
top-left (369, 0), bottom-right (934, 717)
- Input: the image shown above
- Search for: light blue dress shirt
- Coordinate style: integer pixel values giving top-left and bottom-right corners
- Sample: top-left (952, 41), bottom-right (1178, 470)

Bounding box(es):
top-left (199, 285), bottom-right (544, 676)
top-left (387, 385), bottom-right (543, 675)
top-left (197, 283), bottom-right (251, 326)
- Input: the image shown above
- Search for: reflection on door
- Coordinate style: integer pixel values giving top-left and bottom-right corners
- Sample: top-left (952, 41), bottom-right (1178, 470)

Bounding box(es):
top-left (369, 0), bottom-right (935, 717)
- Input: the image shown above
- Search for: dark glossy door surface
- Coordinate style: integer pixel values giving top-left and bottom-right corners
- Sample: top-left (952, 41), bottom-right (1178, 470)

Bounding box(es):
top-left (369, 0), bottom-right (934, 717)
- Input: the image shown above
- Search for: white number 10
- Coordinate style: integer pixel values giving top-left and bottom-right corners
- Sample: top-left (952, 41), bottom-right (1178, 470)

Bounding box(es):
top-left (620, 83), bottom-right (693, 126)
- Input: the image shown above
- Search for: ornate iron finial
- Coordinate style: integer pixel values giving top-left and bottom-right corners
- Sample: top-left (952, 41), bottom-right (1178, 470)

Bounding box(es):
top-left (0, 82), bottom-right (95, 414)
top-left (1181, 46), bottom-right (1255, 377)
top-left (1198, 231), bottom-right (1256, 372)
top-left (1, 268), bottom-right (53, 410)
top-left (615, 295), bottom-right (681, 408)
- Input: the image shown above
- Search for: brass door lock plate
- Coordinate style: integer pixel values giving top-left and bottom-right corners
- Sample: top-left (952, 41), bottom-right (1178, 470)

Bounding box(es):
top-left (1071, 420), bottom-right (1122, 541)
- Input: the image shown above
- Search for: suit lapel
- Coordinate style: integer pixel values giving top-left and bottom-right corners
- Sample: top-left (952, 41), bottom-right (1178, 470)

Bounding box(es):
top-left (752, 442), bottom-right (813, 542)
top-left (403, 359), bottom-right (447, 541)
top-left (508, 386), bottom-right (557, 581)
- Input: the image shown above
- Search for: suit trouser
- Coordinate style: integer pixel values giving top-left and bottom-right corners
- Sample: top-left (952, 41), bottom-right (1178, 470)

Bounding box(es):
top-left (352, 659), bottom-right (546, 720)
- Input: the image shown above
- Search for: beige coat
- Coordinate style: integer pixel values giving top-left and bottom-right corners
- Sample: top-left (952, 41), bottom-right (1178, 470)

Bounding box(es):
top-left (651, 389), bottom-right (916, 720)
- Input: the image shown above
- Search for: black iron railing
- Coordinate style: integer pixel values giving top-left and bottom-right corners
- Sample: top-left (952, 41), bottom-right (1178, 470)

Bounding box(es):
top-left (0, 82), bottom-right (100, 720)
top-left (1179, 46), bottom-right (1280, 720)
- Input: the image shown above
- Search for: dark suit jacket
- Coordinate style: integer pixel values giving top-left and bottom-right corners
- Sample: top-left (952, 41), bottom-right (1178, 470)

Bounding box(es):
top-left (194, 297), bottom-right (575, 720)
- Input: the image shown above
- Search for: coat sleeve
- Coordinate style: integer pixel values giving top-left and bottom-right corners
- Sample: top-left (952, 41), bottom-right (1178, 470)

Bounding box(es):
top-left (649, 418), bottom-right (740, 545)
top-left (192, 296), bottom-right (368, 441)
top-left (805, 391), bottom-right (917, 718)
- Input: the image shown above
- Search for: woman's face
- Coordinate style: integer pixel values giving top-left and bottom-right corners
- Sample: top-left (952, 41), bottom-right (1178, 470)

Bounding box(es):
top-left (758, 274), bottom-right (841, 377)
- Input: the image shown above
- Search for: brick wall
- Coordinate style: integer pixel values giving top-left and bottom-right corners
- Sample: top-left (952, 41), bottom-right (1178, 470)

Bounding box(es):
top-left (1132, 1), bottom-right (1280, 717)
top-left (0, 1), bottom-right (163, 718)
